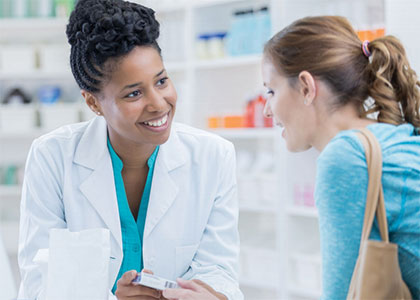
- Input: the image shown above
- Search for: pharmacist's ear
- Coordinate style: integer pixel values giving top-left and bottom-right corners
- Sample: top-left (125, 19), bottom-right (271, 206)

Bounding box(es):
top-left (81, 90), bottom-right (102, 116)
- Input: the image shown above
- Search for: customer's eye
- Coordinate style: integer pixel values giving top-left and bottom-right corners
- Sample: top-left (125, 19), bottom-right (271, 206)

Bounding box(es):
top-left (157, 77), bottom-right (168, 86)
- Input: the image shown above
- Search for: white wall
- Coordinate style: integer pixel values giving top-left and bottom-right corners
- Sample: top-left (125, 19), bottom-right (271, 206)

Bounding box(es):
top-left (385, 0), bottom-right (420, 73)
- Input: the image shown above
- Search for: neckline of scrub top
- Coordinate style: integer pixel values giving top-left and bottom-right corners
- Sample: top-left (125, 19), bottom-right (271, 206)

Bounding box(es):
top-left (107, 138), bottom-right (159, 225)
top-left (107, 138), bottom-right (159, 293)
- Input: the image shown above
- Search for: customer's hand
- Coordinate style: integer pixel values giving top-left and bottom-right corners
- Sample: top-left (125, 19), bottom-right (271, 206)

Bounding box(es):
top-left (162, 278), bottom-right (227, 300)
top-left (115, 269), bottom-right (162, 300)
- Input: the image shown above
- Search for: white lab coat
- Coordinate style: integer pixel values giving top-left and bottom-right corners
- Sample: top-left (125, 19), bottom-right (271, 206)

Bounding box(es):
top-left (18, 117), bottom-right (243, 300)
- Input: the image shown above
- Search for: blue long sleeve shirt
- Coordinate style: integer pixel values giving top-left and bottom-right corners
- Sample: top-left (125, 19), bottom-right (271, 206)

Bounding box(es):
top-left (315, 123), bottom-right (420, 300)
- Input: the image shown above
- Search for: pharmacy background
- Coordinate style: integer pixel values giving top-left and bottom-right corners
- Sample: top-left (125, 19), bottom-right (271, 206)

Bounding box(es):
top-left (1, 0), bottom-right (419, 299)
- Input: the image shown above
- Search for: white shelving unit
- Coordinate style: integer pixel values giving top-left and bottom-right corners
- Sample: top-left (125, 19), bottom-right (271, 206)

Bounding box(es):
top-left (286, 206), bottom-right (319, 218)
top-left (0, 221), bottom-right (20, 255)
top-left (288, 286), bottom-right (322, 299)
top-left (2, 1), bottom-right (407, 299)
top-left (193, 54), bottom-right (262, 70)
top-left (0, 186), bottom-right (21, 198)
top-left (0, 18), bottom-right (68, 43)
top-left (0, 130), bottom-right (47, 140)
top-left (210, 128), bottom-right (278, 139)
top-left (0, 71), bottom-right (73, 80)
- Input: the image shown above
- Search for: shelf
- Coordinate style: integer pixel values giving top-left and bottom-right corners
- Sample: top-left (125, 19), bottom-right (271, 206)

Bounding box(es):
top-left (0, 130), bottom-right (47, 140)
top-left (0, 17), bottom-right (67, 30)
top-left (239, 277), bottom-right (278, 290)
top-left (0, 70), bottom-right (73, 80)
top-left (193, 54), bottom-right (262, 70)
top-left (192, 0), bottom-right (259, 8)
top-left (142, 0), bottom-right (257, 11)
top-left (288, 285), bottom-right (322, 299)
top-left (0, 186), bottom-right (21, 198)
top-left (291, 253), bottom-right (321, 264)
top-left (239, 204), bottom-right (277, 213)
top-left (240, 244), bottom-right (280, 291)
top-left (286, 206), bottom-right (318, 218)
top-left (165, 61), bottom-right (188, 73)
top-left (141, 1), bottom-right (187, 13)
top-left (238, 172), bottom-right (277, 180)
top-left (210, 128), bottom-right (277, 139)
top-left (0, 18), bottom-right (68, 42)
top-left (0, 221), bottom-right (20, 254)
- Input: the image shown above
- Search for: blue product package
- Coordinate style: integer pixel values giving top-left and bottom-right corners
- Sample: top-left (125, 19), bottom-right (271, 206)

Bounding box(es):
top-left (254, 7), bottom-right (271, 53)
top-left (38, 86), bottom-right (61, 104)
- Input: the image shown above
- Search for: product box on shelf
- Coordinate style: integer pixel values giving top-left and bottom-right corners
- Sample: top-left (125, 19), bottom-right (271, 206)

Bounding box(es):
top-left (207, 94), bottom-right (273, 129)
top-left (39, 103), bottom-right (81, 131)
top-left (38, 44), bottom-right (71, 74)
top-left (0, 46), bottom-right (36, 74)
top-left (0, 104), bottom-right (37, 133)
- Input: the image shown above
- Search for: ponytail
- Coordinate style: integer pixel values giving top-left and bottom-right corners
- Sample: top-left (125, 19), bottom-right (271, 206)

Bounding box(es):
top-left (365, 36), bottom-right (420, 127)
top-left (264, 16), bottom-right (420, 128)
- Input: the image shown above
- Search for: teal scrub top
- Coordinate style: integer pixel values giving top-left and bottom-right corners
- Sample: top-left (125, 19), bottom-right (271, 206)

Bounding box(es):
top-left (107, 138), bottom-right (159, 293)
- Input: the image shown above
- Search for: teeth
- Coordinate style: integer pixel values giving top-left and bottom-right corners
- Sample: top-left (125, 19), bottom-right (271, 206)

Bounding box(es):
top-left (144, 114), bottom-right (168, 127)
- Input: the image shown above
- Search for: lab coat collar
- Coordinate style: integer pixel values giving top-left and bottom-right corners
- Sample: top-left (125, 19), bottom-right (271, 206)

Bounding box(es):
top-left (143, 123), bottom-right (186, 238)
top-left (74, 118), bottom-right (186, 171)
top-left (73, 116), bottom-right (108, 170)
top-left (74, 117), bottom-right (187, 245)
top-left (157, 122), bottom-right (187, 172)
top-left (75, 117), bottom-right (122, 249)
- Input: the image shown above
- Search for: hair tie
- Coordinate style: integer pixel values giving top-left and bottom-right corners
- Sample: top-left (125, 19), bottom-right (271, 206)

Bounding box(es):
top-left (362, 40), bottom-right (371, 58)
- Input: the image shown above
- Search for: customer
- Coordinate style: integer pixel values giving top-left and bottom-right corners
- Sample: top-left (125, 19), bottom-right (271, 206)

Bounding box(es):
top-left (164, 15), bottom-right (420, 300)
top-left (261, 15), bottom-right (420, 299)
top-left (18, 1), bottom-right (242, 299)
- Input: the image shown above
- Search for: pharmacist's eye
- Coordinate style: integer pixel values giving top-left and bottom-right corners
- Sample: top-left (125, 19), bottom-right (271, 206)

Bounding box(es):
top-left (125, 90), bottom-right (142, 99)
top-left (266, 89), bottom-right (274, 96)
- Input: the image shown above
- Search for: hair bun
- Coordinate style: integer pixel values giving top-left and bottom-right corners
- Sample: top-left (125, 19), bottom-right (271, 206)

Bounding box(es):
top-left (66, 0), bottom-right (159, 56)
top-left (66, 0), bottom-right (161, 93)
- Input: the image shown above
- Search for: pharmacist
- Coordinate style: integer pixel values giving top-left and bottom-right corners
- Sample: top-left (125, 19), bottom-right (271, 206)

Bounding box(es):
top-left (18, 1), bottom-right (242, 299)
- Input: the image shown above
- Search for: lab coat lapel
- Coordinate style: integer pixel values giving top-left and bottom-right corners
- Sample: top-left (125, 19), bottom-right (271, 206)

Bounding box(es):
top-left (143, 125), bottom-right (186, 239)
top-left (74, 117), bottom-right (122, 249)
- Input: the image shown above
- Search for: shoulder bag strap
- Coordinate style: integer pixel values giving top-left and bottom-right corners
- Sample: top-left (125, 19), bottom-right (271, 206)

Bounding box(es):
top-left (355, 128), bottom-right (389, 248)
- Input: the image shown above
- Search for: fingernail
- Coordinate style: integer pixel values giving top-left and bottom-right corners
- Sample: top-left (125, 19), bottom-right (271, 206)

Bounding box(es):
top-left (177, 278), bottom-right (187, 283)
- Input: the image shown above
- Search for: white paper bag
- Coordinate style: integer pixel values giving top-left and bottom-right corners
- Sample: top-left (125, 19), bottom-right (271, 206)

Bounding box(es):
top-left (46, 228), bottom-right (111, 300)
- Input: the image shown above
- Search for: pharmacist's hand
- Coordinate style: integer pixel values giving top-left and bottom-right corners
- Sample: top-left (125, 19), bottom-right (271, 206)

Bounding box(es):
top-left (115, 269), bottom-right (162, 300)
top-left (162, 278), bottom-right (227, 300)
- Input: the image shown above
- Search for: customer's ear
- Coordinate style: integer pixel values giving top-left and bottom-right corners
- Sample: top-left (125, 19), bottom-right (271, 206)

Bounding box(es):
top-left (298, 71), bottom-right (316, 105)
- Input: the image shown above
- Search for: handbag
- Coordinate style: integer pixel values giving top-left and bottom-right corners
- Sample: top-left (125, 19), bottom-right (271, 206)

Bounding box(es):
top-left (346, 128), bottom-right (412, 300)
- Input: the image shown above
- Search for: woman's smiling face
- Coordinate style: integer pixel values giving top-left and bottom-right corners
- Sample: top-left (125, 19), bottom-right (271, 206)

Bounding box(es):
top-left (262, 56), bottom-right (314, 152)
top-left (94, 46), bottom-right (177, 146)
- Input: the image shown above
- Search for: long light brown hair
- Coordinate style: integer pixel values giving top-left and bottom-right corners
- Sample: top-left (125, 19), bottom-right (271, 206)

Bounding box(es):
top-left (264, 16), bottom-right (420, 128)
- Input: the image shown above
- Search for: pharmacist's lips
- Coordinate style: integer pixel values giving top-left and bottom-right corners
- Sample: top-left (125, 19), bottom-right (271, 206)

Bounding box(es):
top-left (140, 111), bottom-right (170, 123)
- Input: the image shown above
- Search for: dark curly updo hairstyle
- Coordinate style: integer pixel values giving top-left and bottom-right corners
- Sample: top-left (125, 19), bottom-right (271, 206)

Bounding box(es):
top-left (66, 0), bottom-right (161, 93)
